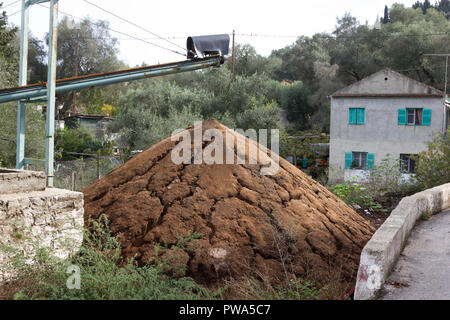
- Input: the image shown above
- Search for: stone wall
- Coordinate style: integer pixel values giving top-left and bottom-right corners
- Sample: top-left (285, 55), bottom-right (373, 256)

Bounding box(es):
top-left (0, 169), bottom-right (84, 281)
top-left (0, 169), bottom-right (46, 195)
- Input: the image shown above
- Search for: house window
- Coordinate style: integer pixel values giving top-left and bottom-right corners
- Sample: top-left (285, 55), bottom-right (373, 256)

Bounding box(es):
top-left (345, 152), bottom-right (375, 170)
top-left (400, 154), bottom-right (417, 173)
top-left (352, 152), bottom-right (367, 169)
top-left (407, 109), bottom-right (422, 125)
top-left (349, 108), bottom-right (365, 125)
top-left (398, 108), bottom-right (431, 126)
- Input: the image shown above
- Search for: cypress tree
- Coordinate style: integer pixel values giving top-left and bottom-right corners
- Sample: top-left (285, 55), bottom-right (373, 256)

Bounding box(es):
top-left (423, 0), bottom-right (431, 13)
top-left (383, 5), bottom-right (389, 24)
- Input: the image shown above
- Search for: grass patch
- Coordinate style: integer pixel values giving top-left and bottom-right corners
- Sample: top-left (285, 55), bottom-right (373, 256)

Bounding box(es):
top-left (0, 215), bottom-right (215, 300)
top-left (420, 211), bottom-right (432, 221)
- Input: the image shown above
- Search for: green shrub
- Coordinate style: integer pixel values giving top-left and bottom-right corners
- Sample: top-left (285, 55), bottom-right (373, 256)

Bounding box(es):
top-left (365, 156), bottom-right (420, 199)
top-left (55, 127), bottom-right (113, 161)
top-left (415, 129), bottom-right (450, 189)
top-left (328, 181), bottom-right (382, 211)
top-left (1, 216), bottom-right (215, 300)
top-left (273, 279), bottom-right (324, 300)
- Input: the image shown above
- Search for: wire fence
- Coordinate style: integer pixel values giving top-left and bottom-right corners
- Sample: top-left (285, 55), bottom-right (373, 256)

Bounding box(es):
top-left (54, 156), bottom-right (122, 191)
top-left (24, 152), bottom-right (124, 191)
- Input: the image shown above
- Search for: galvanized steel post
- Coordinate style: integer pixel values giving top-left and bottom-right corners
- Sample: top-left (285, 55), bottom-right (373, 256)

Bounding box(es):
top-left (16, 0), bottom-right (30, 170)
top-left (45, 0), bottom-right (59, 187)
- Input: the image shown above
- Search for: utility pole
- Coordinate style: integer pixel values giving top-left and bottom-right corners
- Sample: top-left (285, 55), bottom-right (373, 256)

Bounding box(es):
top-left (44, 0), bottom-right (59, 187)
top-left (231, 30), bottom-right (236, 83)
top-left (423, 53), bottom-right (449, 133)
top-left (72, 29), bottom-right (80, 115)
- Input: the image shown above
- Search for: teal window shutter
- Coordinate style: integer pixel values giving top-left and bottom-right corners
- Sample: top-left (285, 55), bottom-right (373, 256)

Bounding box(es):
top-left (422, 109), bottom-right (431, 126)
top-left (357, 108), bottom-right (365, 124)
top-left (398, 109), bottom-right (407, 125)
top-left (345, 152), bottom-right (353, 169)
top-left (349, 109), bottom-right (356, 124)
top-left (366, 153), bottom-right (375, 170)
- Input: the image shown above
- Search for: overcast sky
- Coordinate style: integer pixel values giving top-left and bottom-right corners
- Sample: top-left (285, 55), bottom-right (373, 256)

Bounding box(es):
top-left (3, 0), bottom-right (418, 67)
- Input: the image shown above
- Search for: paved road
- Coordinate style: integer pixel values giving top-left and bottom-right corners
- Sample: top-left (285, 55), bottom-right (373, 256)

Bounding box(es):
top-left (380, 209), bottom-right (450, 300)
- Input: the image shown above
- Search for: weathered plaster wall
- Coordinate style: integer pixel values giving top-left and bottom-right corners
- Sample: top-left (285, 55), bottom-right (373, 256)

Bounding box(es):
top-left (329, 96), bottom-right (444, 183)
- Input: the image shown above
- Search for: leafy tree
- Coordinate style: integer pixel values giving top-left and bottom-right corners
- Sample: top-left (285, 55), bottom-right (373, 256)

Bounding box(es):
top-left (0, 6), bottom-right (46, 167)
top-left (27, 36), bottom-right (47, 84)
top-left (109, 105), bottom-right (203, 151)
top-left (423, 0), bottom-right (432, 13)
top-left (55, 127), bottom-right (112, 160)
top-left (436, 0), bottom-right (450, 18)
top-left (277, 81), bottom-right (313, 130)
top-left (224, 43), bottom-right (280, 78)
top-left (235, 98), bottom-right (281, 131)
top-left (0, 103), bottom-right (45, 168)
top-left (437, 0), bottom-right (450, 10)
top-left (330, 14), bottom-right (383, 83)
top-left (36, 17), bottom-right (128, 116)
top-left (0, 4), bottom-right (18, 87)
top-left (272, 34), bottom-right (333, 84)
top-left (412, 1), bottom-right (422, 10)
top-left (107, 80), bottom-right (205, 150)
top-left (382, 4), bottom-right (449, 87)
top-left (413, 0), bottom-right (435, 14)
top-left (269, 5), bottom-right (449, 131)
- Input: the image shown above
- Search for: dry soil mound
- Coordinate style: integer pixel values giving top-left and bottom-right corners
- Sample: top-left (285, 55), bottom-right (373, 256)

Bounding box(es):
top-left (83, 119), bottom-right (374, 287)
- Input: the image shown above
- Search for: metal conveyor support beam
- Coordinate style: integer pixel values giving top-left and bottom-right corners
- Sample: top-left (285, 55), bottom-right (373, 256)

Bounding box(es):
top-left (0, 56), bottom-right (222, 104)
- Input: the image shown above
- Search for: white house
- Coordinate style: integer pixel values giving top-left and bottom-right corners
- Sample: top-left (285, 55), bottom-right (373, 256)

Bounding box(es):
top-left (328, 68), bottom-right (448, 183)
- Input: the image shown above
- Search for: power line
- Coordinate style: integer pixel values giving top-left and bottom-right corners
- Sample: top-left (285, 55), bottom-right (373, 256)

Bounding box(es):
top-left (7, 8), bottom-right (20, 17)
top-left (36, 3), bottom-right (186, 57)
top-left (1, 0), bottom-right (20, 10)
top-left (81, 0), bottom-right (186, 54)
top-left (235, 31), bottom-right (449, 39)
top-left (7, 4), bottom-right (448, 55)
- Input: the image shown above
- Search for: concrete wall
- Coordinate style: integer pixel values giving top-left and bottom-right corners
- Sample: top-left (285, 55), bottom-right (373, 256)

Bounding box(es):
top-left (329, 96), bottom-right (444, 183)
top-left (354, 183), bottom-right (450, 300)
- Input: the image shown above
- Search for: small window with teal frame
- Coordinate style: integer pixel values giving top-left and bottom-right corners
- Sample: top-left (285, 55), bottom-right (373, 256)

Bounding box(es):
top-left (398, 108), bottom-right (431, 126)
top-left (345, 152), bottom-right (374, 170)
top-left (349, 108), bottom-right (365, 125)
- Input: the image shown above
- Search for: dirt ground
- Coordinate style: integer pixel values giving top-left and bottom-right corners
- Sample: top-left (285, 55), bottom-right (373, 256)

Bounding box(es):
top-left (82, 119), bottom-right (375, 290)
top-left (356, 209), bottom-right (390, 229)
top-left (356, 193), bottom-right (409, 229)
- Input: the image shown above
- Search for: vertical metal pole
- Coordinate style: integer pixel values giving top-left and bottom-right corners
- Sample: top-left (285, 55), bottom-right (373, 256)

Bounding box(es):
top-left (96, 150), bottom-right (100, 179)
top-left (445, 56), bottom-right (448, 96)
top-left (445, 56), bottom-right (448, 133)
top-left (231, 30), bottom-right (236, 83)
top-left (72, 30), bottom-right (80, 115)
top-left (16, 0), bottom-right (30, 170)
top-left (45, 0), bottom-right (59, 187)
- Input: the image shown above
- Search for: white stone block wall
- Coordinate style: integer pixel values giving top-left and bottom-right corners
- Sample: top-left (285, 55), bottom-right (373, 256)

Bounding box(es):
top-left (0, 188), bottom-right (84, 281)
